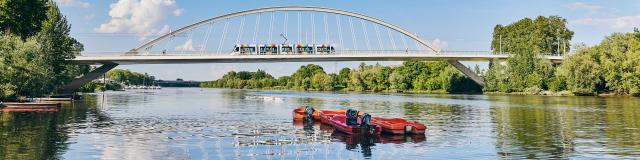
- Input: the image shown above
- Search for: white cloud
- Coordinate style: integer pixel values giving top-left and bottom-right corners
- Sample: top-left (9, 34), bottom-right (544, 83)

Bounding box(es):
top-left (56, 0), bottom-right (91, 8)
top-left (175, 39), bottom-right (194, 51)
top-left (157, 25), bottom-right (171, 35)
top-left (173, 9), bottom-right (183, 16)
top-left (566, 2), bottom-right (602, 11)
top-left (95, 0), bottom-right (183, 40)
top-left (571, 16), bottom-right (640, 29)
top-left (428, 38), bottom-right (448, 50)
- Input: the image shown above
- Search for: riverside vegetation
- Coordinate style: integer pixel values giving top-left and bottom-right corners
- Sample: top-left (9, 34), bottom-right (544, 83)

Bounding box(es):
top-left (0, 0), bottom-right (89, 101)
top-left (200, 61), bottom-right (483, 93)
top-left (79, 69), bottom-right (157, 92)
top-left (203, 16), bottom-right (640, 96)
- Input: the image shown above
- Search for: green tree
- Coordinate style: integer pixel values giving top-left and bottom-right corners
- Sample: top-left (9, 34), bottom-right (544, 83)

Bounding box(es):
top-left (491, 16), bottom-right (573, 55)
top-left (557, 48), bottom-right (602, 95)
top-left (337, 67), bottom-right (351, 88)
top-left (0, 0), bottom-right (48, 39)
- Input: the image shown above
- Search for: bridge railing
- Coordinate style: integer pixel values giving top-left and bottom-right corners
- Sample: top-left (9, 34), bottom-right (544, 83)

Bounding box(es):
top-left (79, 50), bottom-right (566, 58)
top-left (80, 50), bottom-right (508, 56)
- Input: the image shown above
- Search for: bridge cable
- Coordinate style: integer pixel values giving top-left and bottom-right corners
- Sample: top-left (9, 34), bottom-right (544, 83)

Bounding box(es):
top-left (323, 13), bottom-right (329, 44)
top-left (235, 16), bottom-right (246, 46)
top-left (335, 15), bottom-right (344, 50)
top-left (297, 12), bottom-right (301, 44)
top-left (374, 24), bottom-right (383, 53)
top-left (182, 30), bottom-right (193, 54)
top-left (387, 27), bottom-right (397, 51)
top-left (311, 13), bottom-right (315, 45)
top-left (348, 17), bottom-right (357, 50)
top-left (305, 13), bottom-right (308, 44)
top-left (284, 12), bottom-right (288, 42)
top-left (217, 20), bottom-right (229, 54)
top-left (253, 13), bottom-right (261, 45)
top-left (401, 33), bottom-right (409, 52)
top-left (361, 20), bottom-right (372, 51)
top-left (202, 22), bottom-right (215, 53)
top-left (268, 12), bottom-right (274, 44)
top-left (162, 28), bottom-right (174, 54)
top-left (414, 33), bottom-right (421, 52)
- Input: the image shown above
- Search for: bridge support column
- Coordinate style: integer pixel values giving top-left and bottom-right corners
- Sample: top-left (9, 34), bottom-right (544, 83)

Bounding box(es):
top-left (58, 63), bottom-right (119, 94)
top-left (447, 60), bottom-right (485, 87)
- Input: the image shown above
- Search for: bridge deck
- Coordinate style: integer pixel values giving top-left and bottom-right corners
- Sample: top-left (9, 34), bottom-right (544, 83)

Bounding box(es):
top-left (73, 53), bottom-right (564, 65)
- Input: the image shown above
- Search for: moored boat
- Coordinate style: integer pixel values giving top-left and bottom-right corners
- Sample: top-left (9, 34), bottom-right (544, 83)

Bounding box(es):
top-left (314, 109), bottom-right (364, 124)
top-left (315, 109), bottom-right (346, 124)
top-left (371, 118), bottom-right (427, 135)
top-left (327, 110), bottom-right (381, 135)
top-left (292, 105), bottom-right (314, 120)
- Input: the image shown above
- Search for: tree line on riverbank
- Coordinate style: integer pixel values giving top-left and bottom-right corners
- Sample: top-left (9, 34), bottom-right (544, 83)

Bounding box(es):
top-left (0, 0), bottom-right (88, 101)
top-left (200, 61), bottom-right (482, 93)
top-left (484, 16), bottom-right (640, 96)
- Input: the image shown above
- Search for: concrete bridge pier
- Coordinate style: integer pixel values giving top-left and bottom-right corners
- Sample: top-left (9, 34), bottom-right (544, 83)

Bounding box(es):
top-left (447, 60), bottom-right (485, 86)
top-left (58, 63), bottom-right (119, 94)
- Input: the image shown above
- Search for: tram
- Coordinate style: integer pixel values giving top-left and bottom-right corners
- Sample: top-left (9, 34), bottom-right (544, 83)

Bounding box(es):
top-left (232, 43), bottom-right (335, 55)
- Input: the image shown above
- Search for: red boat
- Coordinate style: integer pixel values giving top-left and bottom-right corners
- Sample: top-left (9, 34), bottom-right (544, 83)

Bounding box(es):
top-left (315, 109), bottom-right (345, 124)
top-left (328, 115), bottom-right (381, 135)
top-left (292, 107), bottom-right (307, 120)
top-left (292, 105), bottom-right (316, 120)
top-left (314, 109), bottom-right (366, 124)
top-left (371, 118), bottom-right (426, 135)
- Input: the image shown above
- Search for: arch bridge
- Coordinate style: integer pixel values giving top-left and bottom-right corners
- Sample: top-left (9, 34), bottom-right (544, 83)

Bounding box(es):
top-left (65, 6), bottom-right (564, 92)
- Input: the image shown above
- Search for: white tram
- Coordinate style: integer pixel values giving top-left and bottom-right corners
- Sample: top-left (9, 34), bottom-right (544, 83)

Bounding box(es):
top-left (232, 44), bottom-right (335, 55)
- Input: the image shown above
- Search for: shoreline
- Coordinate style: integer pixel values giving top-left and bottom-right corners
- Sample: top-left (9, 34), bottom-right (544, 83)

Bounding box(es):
top-left (199, 87), bottom-right (639, 97)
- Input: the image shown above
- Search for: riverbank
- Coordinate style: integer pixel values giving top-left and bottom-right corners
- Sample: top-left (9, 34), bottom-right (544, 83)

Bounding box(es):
top-left (484, 90), bottom-right (640, 97)
top-left (203, 86), bottom-right (640, 97)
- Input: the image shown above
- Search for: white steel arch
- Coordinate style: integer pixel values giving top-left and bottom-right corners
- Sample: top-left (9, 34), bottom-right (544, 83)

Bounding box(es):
top-left (133, 6), bottom-right (440, 53)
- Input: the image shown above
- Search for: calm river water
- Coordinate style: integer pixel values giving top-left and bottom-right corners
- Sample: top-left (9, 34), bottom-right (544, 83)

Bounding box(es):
top-left (1, 88), bottom-right (639, 159)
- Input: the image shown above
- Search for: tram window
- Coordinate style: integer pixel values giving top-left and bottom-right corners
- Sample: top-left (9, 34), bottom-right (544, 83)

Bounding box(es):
top-left (260, 46), bottom-right (278, 54)
top-left (281, 46), bottom-right (293, 53)
top-left (296, 46), bottom-right (313, 54)
top-left (240, 47), bottom-right (256, 53)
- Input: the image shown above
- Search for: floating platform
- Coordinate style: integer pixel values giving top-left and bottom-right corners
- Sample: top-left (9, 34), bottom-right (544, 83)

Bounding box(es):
top-left (33, 97), bottom-right (73, 102)
top-left (0, 102), bottom-right (61, 112)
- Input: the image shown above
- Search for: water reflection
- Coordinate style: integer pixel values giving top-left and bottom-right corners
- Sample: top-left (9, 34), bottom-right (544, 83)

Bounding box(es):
top-left (0, 88), bottom-right (639, 159)
top-left (0, 95), bottom-right (105, 159)
top-left (292, 119), bottom-right (427, 158)
top-left (492, 96), bottom-right (640, 159)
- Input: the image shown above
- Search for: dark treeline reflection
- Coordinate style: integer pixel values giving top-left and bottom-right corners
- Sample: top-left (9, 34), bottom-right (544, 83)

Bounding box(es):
top-left (0, 95), bottom-right (106, 159)
top-left (492, 96), bottom-right (640, 159)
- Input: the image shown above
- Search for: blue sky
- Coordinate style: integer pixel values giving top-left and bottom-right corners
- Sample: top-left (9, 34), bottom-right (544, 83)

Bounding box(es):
top-left (57, 0), bottom-right (640, 81)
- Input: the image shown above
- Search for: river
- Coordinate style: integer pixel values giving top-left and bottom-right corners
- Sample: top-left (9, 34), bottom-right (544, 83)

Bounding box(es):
top-left (1, 88), bottom-right (639, 159)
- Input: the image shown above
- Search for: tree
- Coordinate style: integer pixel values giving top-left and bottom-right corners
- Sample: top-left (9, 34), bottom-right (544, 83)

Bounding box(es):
top-left (0, 34), bottom-right (50, 100)
top-left (337, 67), bottom-right (351, 88)
top-left (0, 0), bottom-right (48, 39)
top-left (557, 48), bottom-right (602, 95)
top-left (491, 16), bottom-right (573, 55)
top-left (0, 1), bottom-right (87, 101)
top-left (291, 64), bottom-right (325, 90)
